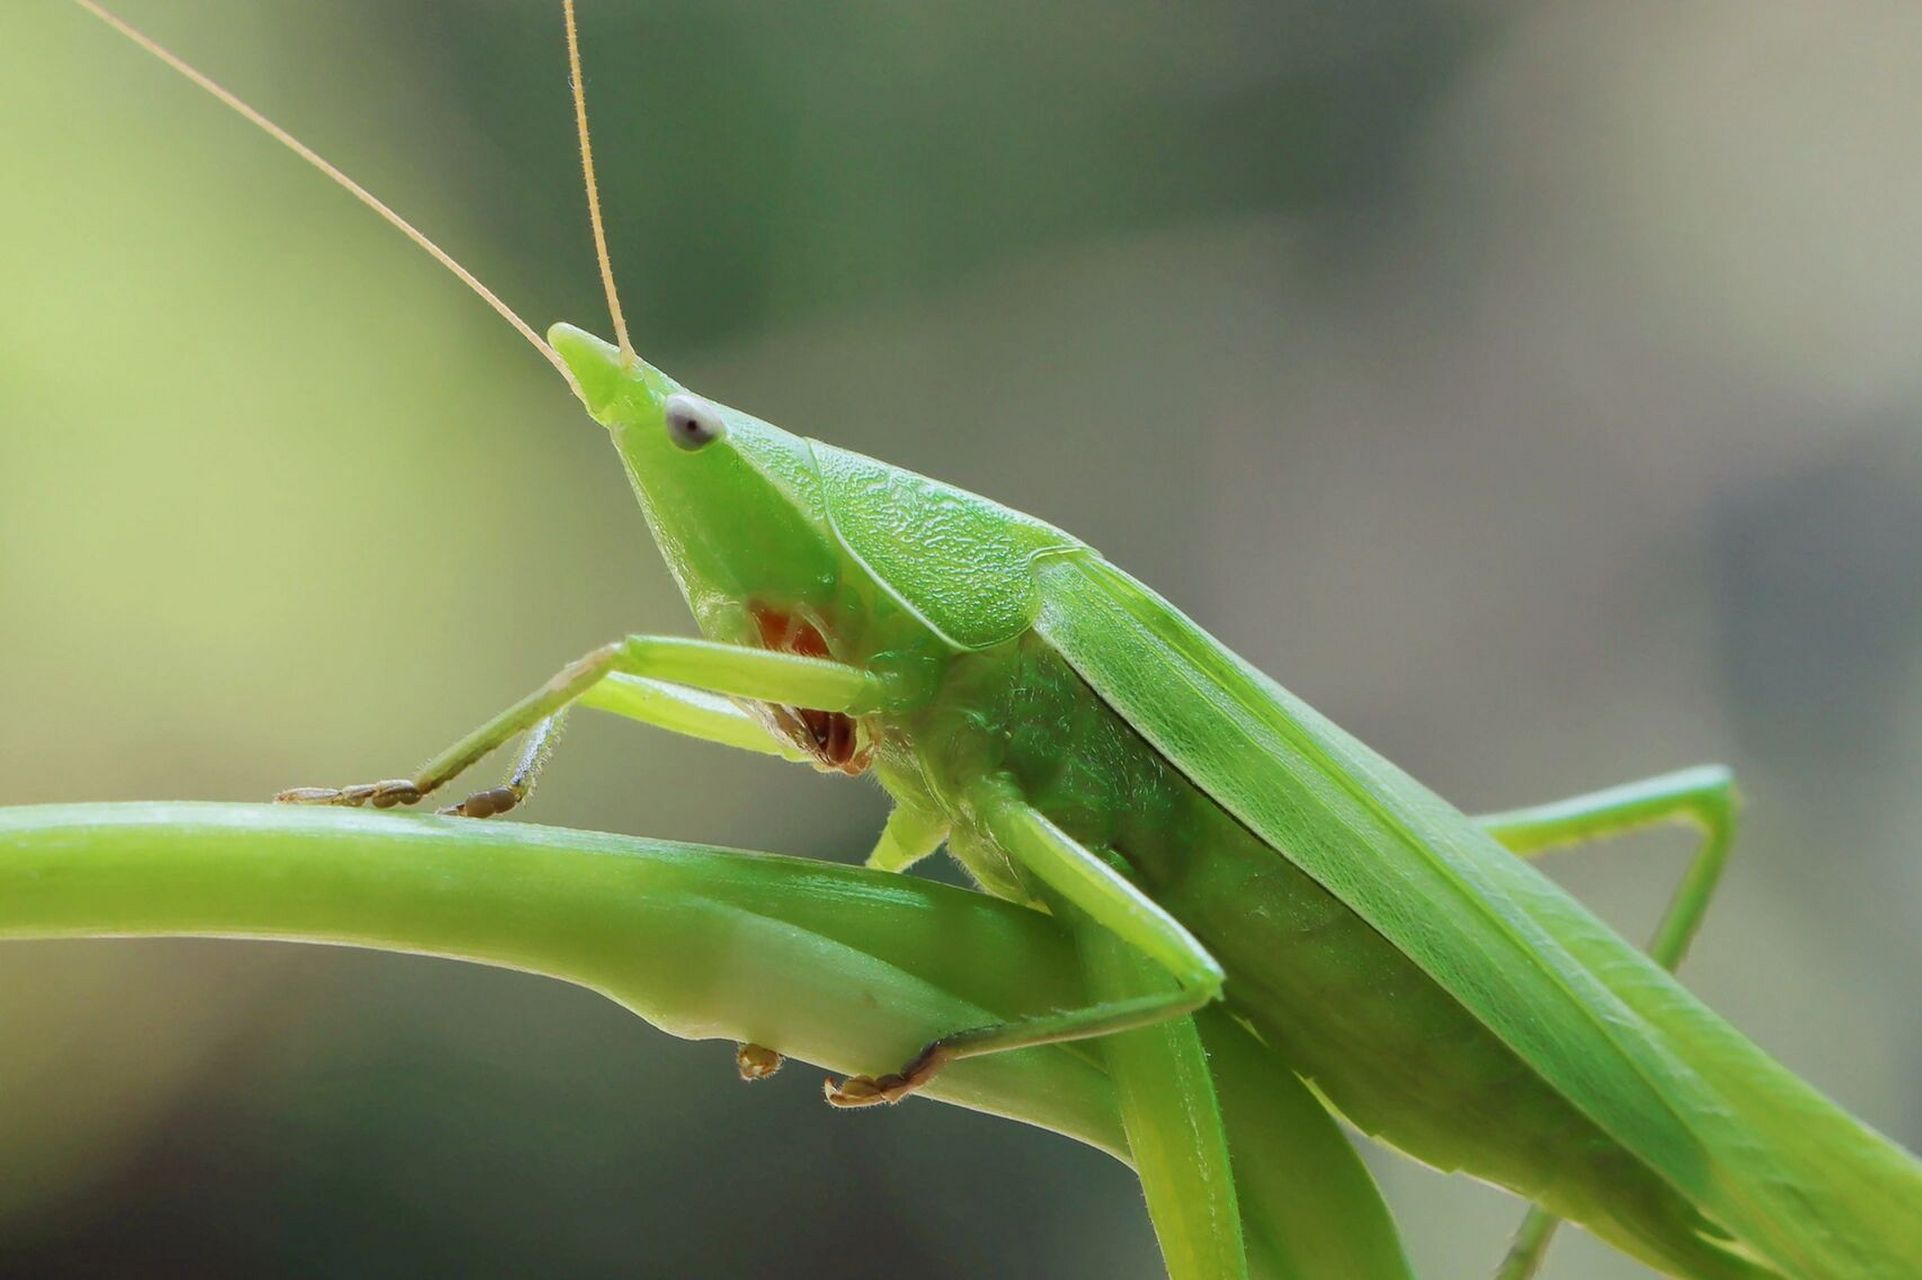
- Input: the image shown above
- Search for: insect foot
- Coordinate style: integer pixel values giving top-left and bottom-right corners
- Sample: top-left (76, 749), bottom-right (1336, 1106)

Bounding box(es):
top-left (437, 786), bottom-right (521, 820)
top-left (273, 779), bottom-right (423, 809)
top-left (822, 1042), bottom-right (953, 1108)
top-left (735, 1043), bottom-right (785, 1081)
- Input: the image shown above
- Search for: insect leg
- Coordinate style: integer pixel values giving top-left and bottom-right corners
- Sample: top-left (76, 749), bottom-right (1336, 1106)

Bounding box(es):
top-left (433, 667), bottom-right (841, 819)
top-left (436, 710), bottom-right (570, 819)
top-left (537, 670), bottom-right (947, 874)
top-left (1078, 918), bottom-right (1247, 1280)
top-left (826, 780), bottom-right (1224, 1107)
top-left (278, 636), bottom-right (900, 811)
top-left (440, 671), bottom-right (845, 818)
top-left (276, 642), bottom-right (626, 811)
top-left (578, 675), bottom-right (811, 761)
top-left (1476, 765), bottom-right (1738, 1280)
top-left (1474, 764), bottom-right (1738, 969)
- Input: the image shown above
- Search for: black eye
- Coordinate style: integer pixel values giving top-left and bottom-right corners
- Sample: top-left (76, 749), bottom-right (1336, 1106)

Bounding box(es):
top-left (663, 394), bottom-right (725, 451)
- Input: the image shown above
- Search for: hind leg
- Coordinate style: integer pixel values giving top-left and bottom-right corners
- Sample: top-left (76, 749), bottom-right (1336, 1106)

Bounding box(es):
top-left (1478, 765), bottom-right (1739, 1280)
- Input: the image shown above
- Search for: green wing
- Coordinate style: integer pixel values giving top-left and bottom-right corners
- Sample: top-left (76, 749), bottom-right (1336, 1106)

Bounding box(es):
top-left (1033, 552), bottom-right (1922, 1280)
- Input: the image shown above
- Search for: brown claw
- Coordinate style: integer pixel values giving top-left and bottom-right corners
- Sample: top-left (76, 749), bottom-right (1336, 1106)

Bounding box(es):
top-left (822, 1074), bottom-right (897, 1108)
top-left (437, 786), bottom-right (520, 820)
top-left (735, 1043), bottom-right (785, 1081)
top-left (822, 1043), bottom-right (951, 1109)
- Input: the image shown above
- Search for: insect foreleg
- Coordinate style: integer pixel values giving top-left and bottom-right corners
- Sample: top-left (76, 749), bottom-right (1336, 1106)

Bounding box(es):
top-left (579, 675), bottom-right (811, 762)
top-left (826, 781), bottom-right (1225, 1107)
top-left (441, 669), bottom-right (832, 817)
top-left (277, 637), bottom-right (900, 813)
top-left (1475, 765), bottom-right (1739, 1280)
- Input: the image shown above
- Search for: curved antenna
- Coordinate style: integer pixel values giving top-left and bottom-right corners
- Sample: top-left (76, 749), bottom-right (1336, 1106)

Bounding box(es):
top-left (70, 0), bottom-right (581, 397)
top-left (563, 0), bottom-right (634, 363)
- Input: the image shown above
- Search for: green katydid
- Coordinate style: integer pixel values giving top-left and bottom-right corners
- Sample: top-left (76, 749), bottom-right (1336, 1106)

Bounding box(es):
top-left (64, 2), bottom-right (1922, 1277)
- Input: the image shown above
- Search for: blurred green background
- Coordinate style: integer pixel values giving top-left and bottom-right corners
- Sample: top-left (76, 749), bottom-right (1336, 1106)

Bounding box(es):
top-left (5, 1), bottom-right (1922, 1276)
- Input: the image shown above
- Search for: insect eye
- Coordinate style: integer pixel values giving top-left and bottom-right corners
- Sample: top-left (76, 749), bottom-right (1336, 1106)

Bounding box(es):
top-left (663, 394), bottom-right (726, 451)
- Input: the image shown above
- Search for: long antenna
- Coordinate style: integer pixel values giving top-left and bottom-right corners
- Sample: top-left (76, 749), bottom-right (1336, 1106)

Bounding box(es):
top-left (70, 0), bottom-right (580, 397)
top-left (563, 0), bottom-right (634, 363)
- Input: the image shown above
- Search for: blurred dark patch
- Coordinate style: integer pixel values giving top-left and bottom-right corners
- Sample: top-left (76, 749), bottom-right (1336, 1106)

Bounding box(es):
top-left (0, 949), bottom-right (1144, 1279)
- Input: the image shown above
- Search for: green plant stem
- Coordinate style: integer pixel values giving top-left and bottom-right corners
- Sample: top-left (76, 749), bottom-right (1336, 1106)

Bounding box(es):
top-left (0, 802), bottom-right (1120, 1151)
top-left (0, 801), bottom-right (1395, 1279)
